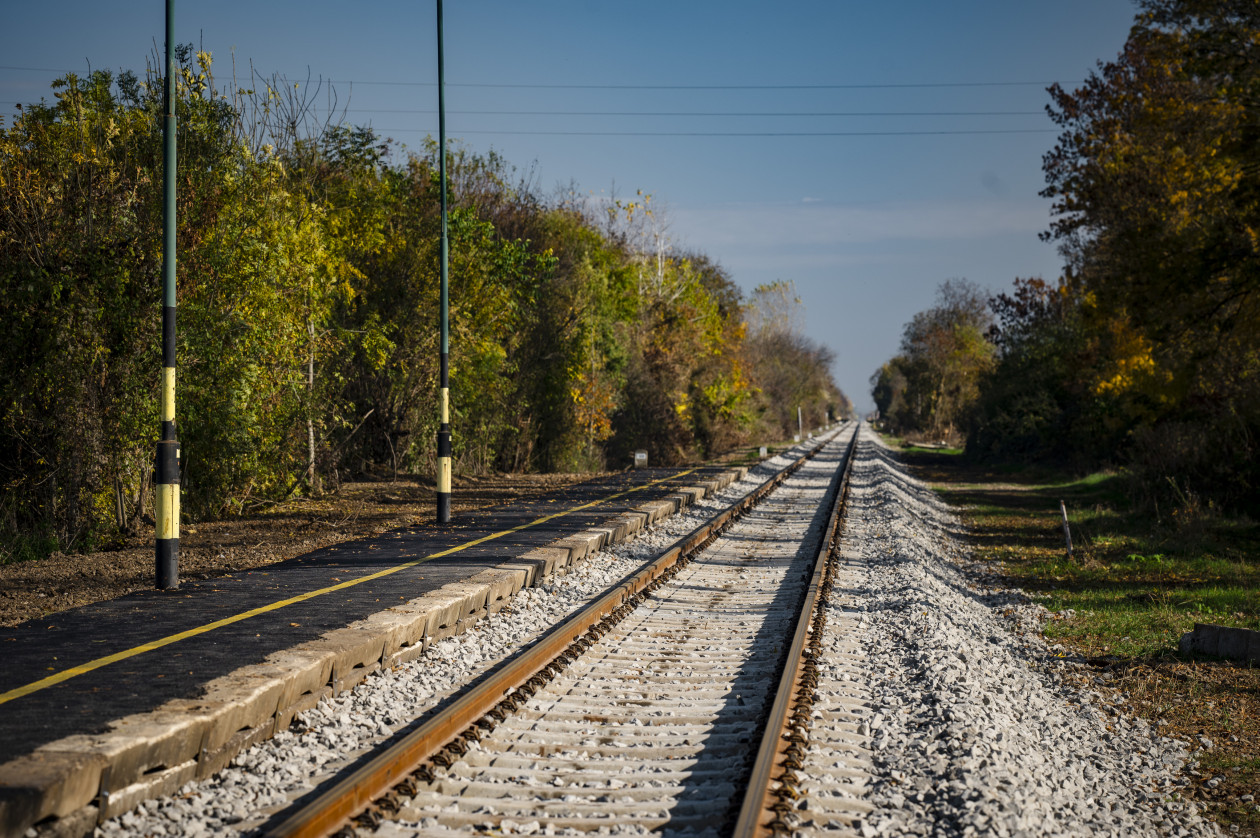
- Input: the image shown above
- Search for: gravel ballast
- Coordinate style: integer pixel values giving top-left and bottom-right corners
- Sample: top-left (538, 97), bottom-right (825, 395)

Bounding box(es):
top-left (84, 423), bottom-right (1221, 837)
top-left (372, 432), bottom-right (853, 836)
top-left (87, 442), bottom-right (824, 838)
top-left (793, 427), bottom-right (1218, 837)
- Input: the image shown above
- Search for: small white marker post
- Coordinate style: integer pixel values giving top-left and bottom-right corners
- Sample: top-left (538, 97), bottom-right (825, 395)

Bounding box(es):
top-left (1059, 500), bottom-right (1074, 561)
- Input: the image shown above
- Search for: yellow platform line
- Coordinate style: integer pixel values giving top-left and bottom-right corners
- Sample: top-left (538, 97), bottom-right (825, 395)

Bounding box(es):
top-left (0, 468), bottom-right (700, 706)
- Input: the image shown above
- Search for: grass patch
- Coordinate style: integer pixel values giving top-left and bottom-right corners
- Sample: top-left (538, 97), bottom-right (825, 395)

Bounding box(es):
top-left (0, 530), bottom-right (60, 566)
top-left (878, 433), bottom-right (966, 457)
top-left (892, 440), bottom-right (1260, 834)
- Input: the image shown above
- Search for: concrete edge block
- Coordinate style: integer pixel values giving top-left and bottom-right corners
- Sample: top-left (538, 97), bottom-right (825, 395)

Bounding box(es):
top-left (678, 486), bottom-right (705, 505)
top-left (513, 547), bottom-right (568, 580)
top-left (6, 667), bottom-right (288, 834)
top-left (196, 714), bottom-right (276, 779)
top-left (262, 648), bottom-right (335, 717)
top-left (418, 583), bottom-right (492, 641)
top-left (0, 751), bottom-right (108, 833)
top-left (405, 590), bottom-right (467, 638)
top-left (99, 759), bottom-right (197, 821)
top-left (1190, 623), bottom-right (1220, 656)
top-left (1216, 626), bottom-right (1251, 661)
top-left (617, 510), bottom-right (650, 536)
top-left (605, 517), bottom-right (631, 542)
top-left (384, 640), bottom-right (429, 670)
top-left (496, 560), bottom-right (541, 589)
top-left (358, 608), bottom-right (430, 667)
top-left (1189, 623), bottom-right (1260, 663)
top-left (634, 499), bottom-right (676, 525)
top-left (715, 467), bottom-right (741, 490)
top-left (192, 664), bottom-right (292, 753)
top-left (297, 627), bottom-right (388, 691)
top-left (666, 488), bottom-right (703, 511)
top-left (35, 707), bottom-right (208, 795)
top-left (579, 528), bottom-right (613, 557)
top-left (274, 686), bottom-right (333, 734)
top-left (552, 535), bottom-right (593, 564)
top-left (695, 478), bottom-right (721, 496)
top-left (29, 801), bottom-right (96, 838)
top-left (442, 580), bottom-right (491, 620)
top-left (466, 567), bottom-right (529, 610)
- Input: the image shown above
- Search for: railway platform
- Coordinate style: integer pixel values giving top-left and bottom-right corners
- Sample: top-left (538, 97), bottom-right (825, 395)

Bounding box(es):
top-left (0, 460), bottom-right (760, 837)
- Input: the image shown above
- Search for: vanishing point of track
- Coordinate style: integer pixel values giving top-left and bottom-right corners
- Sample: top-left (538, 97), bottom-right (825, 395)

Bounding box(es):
top-left (267, 424), bottom-right (860, 838)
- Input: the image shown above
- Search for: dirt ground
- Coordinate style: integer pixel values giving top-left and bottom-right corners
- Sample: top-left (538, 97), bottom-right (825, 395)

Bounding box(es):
top-left (0, 472), bottom-right (597, 628)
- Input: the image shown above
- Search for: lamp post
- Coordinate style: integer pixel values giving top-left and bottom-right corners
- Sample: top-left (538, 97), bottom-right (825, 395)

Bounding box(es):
top-left (155, 0), bottom-right (180, 589)
top-left (435, 0), bottom-right (452, 524)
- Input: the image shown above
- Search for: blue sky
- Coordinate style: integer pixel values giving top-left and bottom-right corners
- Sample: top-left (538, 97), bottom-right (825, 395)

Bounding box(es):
top-left (1, 1), bottom-right (1138, 414)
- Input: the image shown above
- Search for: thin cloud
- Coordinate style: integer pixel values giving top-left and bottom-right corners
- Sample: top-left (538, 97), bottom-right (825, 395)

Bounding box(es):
top-left (675, 199), bottom-right (1050, 248)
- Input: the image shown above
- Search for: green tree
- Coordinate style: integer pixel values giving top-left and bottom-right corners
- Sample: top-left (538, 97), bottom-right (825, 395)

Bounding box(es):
top-left (1041, 0), bottom-right (1260, 512)
top-left (872, 279), bottom-right (994, 440)
top-left (745, 281), bottom-right (847, 439)
top-left (0, 51), bottom-right (850, 563)
top-left (966, 278), bottom-right (1114, 464)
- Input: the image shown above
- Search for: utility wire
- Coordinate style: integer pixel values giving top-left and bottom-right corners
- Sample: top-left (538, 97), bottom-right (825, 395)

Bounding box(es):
top-left (373, 127), bottom-right (1056, 137)
top-left (339, 80), bottom-right (1068, 90)
top-left (0, 66), bottom-right (1076, 90)
top-left (347, 108), bottom-right (1046, 117)
top-left (0, 99), bottom-right (1048, 118)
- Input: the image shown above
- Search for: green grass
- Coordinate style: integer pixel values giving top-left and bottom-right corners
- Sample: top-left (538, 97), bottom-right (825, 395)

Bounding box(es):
top-left (0, 530), bottom-right (60, 566)
top-left (902, 444), bottom-right (965, 456)
top-left (875, 432), bottom-right (966, 457)
top-left (927, 462), bottom-right (1260, 655)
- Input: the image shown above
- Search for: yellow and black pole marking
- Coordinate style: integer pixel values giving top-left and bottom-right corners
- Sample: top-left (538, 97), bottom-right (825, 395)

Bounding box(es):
top-left (436, 0), bottom-right (452, 524)
top-left (437, 361), bottom-right (451, 522)
top-left (155, 0), bottom-right (180, 589)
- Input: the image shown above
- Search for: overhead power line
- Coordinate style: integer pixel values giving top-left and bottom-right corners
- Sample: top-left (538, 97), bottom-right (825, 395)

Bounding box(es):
top-left (0, 98), bottom-right (1048, 118)
top-left (350, 108), bottom-right (1046, 117)
top-left (374, 128), bottom-right (1056, 137)
top-left (342, 80), bottom-right (1068, 90)
top-left (0, 66), bottom-right (1075, 90)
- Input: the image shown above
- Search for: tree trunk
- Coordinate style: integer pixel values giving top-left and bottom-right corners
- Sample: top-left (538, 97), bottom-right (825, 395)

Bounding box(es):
top-left (306, 318), bottom-right (318, 494)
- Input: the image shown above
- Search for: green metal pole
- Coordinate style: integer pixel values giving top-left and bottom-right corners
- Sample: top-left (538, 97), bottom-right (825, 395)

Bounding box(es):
top-left (155, 0), bottom-right (180, 588)
top-left (435, 0), bottom-right (452, 523)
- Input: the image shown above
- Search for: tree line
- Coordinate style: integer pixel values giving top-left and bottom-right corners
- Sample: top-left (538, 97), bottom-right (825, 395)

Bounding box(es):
top-left (872, 0), bottom-right (1259, 518)
top-left (0, 48), bottom-right (849, 561)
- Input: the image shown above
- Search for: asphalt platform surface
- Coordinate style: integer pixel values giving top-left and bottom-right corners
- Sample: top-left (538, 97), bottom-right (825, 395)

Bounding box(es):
top-left (0, 467), bottom-right (731, 763)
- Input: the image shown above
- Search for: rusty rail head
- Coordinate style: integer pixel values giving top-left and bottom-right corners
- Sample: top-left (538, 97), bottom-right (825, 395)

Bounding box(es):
top-left (261, 431), bottom-right (841, 838)
top-left (731, 422), bottom-right (859, 838)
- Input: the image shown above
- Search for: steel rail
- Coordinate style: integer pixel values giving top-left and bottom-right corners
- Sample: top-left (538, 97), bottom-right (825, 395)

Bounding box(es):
top-left (262, 428), bottom-right (844, 838)
top-left (731, 424), bottom-right (860, 838)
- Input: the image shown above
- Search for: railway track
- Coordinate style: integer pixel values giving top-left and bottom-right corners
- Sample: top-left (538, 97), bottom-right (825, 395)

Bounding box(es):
top-left (264, 424), bottom-right (862, 838)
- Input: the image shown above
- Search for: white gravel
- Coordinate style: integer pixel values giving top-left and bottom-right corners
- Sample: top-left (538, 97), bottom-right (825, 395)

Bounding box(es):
top-left (794, 426), bottom-right (1219, 837)
top-left (91, 439), bottom-right (826, 838)
top-left (86, 422), bottom-right (1223, 838)
top-left (374, 435), bottom-right (851, 836)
